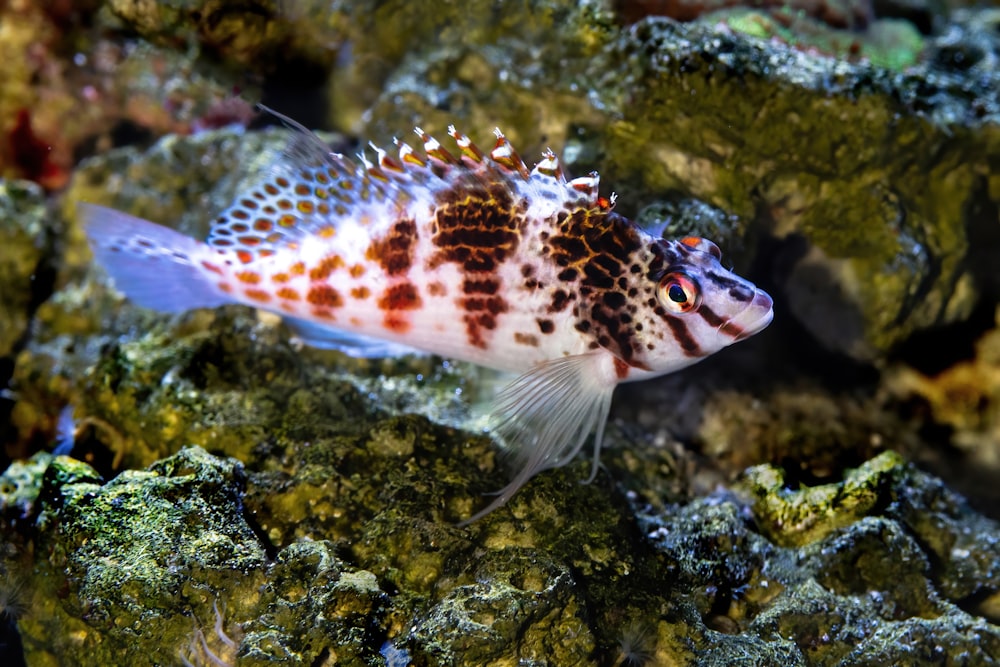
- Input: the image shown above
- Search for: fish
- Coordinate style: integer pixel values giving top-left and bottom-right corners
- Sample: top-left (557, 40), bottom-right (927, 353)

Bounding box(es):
top-left (81, 109), bottom-right (773, 523)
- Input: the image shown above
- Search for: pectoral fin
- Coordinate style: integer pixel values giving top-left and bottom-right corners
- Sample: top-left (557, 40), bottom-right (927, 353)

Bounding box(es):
top-left (459, 352), bottom-right (616, 525)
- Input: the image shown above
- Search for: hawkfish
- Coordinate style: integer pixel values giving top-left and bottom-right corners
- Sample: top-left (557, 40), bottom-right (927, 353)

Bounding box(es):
top-left (81, 110), bottom-right (773, 523)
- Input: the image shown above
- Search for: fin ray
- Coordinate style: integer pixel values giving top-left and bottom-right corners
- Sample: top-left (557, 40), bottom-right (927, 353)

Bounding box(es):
top-left (459, 353), bottom-right (615, 525)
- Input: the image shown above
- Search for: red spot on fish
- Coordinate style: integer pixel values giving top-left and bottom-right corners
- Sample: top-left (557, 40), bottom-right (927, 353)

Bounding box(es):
top-left (613, 357), bottom-right (630, 379)
top-left (236, 270), bottom-right (261, 284)
top-left (201, 261), bottom-right (223, 275)
top-left (245, 288), bottom-right (271, 302)
top-left (350, 263), bottom-right (366, 278)
top-left (307, 285), bottom-right (344, 308)
top-left (428, 281), bottom-right (447, 297)
top-left (276, 287), bottom-right (300, 301)
top-left (317, 225), bottom-right (335, 238)
top-left (350, 286), bottom-right (371, 300)
top-left (377, 283), bottom-right (422, 311)
top-left (309, 255), bottom-right (345, 281)
top-left (312, 308), bottom-right (335, 320)
top-left (218, 282), bottom-right (233, 293)
top-left (290, 262), bottom-right (306, 276)
top-left (272, 272), bottom-right (290, 284)
top-left (383, 313), bottom-right (411, 334)
top-left (237, 250), bottom-right (254, 264)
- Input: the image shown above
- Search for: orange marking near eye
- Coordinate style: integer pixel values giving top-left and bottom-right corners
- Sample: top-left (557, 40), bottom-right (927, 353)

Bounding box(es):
top-left (276, 287), bottom-right (300, 301)
top-left (236, 271), bottom-right (261, 284)
top-left (245, 288), bottom-right (271, 302)
top-left (680, 236), bottom-right (702, 247)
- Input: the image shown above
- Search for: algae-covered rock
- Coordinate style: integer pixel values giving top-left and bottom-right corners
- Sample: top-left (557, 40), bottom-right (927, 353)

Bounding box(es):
top-left (0, 181), bottom-right (50, 359)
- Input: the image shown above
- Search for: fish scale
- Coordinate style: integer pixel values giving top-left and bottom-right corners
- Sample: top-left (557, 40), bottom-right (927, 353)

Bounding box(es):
top-left (82, 108), bottom-right (773, 523)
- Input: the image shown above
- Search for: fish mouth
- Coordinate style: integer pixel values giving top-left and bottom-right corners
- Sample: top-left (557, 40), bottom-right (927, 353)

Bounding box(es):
top-left (721, 289), bottom-right (774, 342)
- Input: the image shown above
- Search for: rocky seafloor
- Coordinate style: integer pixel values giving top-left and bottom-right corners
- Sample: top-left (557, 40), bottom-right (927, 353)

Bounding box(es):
top-left (1, 0), bottom-right (999, 665)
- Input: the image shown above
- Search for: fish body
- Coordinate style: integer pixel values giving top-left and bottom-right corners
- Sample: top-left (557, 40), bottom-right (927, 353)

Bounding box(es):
top-left (83, 111), bottom-right (773, 522)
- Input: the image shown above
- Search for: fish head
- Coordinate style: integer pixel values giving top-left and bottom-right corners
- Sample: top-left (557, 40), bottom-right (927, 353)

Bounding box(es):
top-left (621, 235), bottom-right (773, 379)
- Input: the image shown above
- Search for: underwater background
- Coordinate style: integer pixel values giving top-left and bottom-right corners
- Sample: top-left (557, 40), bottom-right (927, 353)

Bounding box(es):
top-left (0, 0), bottom-right (999, 664)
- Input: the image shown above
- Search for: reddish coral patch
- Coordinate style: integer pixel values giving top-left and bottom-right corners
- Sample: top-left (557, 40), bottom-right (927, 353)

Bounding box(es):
top-left (307, 285), bottom-right (344, 308)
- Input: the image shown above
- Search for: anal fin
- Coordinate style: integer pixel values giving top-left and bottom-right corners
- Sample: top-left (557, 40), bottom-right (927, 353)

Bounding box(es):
top-left (284, 316), bottom-right (424, 358)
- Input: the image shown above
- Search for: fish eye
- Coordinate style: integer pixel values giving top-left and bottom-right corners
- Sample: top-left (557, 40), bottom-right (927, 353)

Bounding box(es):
top-left (658, 272), bottom-right (700, 313)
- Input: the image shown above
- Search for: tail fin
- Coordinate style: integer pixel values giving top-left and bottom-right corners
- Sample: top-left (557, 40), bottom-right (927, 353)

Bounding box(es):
top-left (80, 203), bottom-right (235, 313)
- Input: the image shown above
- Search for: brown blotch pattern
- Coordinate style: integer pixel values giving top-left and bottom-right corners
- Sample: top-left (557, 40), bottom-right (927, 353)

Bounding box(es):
top-left (244, 288), bottom-right (271, 303)
top-left (378, 283), bottom-right (422, 311)
top-left (546, 208), bottom-right (648, 364)
top-left (429, 179), bottom-right (523, 272)
top-left (427, 281), bottom-right (447, 297)
top-left (307, 284), bottom-right (344, 308)
top-left (309, 254), bottom-right (345, 281)
top-left (366, 217), bottom-right (417, 276)
top-left (514, 332), bottom-right (539, 347)
top-left (427, 178), bottom-right (526, 347)
top-left (460, 276), bottom-right (508, 349)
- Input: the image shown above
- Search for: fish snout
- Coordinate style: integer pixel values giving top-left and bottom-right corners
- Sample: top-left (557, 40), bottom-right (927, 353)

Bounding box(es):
top-left (723, 288), bottom-right (774, 342)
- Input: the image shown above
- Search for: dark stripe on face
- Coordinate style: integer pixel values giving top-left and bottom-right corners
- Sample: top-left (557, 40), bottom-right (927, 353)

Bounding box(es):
top-left (666, 316), bottom-right (703, 356)
top-left (705, 271), bottom-right (754, 302)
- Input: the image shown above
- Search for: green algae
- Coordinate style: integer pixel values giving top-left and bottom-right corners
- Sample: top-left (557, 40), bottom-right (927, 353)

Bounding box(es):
top-left (0, 181), bottom-right (50, 359)
top-left (744, 450), bottom-right (905, 547)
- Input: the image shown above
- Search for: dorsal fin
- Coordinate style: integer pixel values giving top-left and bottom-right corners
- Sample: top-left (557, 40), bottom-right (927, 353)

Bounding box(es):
top-left (206, 107), bottom-right (609, 264)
